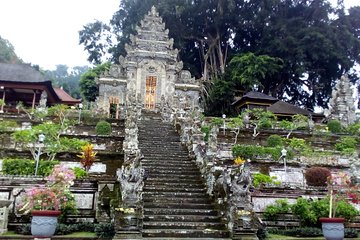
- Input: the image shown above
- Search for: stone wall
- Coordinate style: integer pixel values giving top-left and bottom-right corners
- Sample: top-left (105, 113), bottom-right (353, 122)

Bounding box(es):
top-left (0, 176), bottom-right (117, 229)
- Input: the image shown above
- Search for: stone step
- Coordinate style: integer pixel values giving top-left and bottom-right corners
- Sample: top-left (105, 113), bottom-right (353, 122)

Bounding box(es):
top-left (143, 186), bottom-right (206, 193)
top-left (143, 221), bottom-right (225, 230)
top-left (144, 173), bottom-right (202, 179)
top-left (143, 191), bottom-right (209, 198)
top-left (141, 154), bottom-right (190, 158)
top-left (142, 161), bottom-right (196, 166)
top-left (143, 196), bottom-right (211, 204)
top-left (142, 229), bottom-right (230, 238)
top-left (143, 214), bottom-right (222, 222)
top-left (145, 181), bottom-right (204, 188)
top-left (145, 178), bottom-right (203, 184)
top-left (145, 169), bottom-right (200, 175)
top-left (144, 202), bottom-right (214, 210)
top-left (144, 208), bottom-right (218, 216)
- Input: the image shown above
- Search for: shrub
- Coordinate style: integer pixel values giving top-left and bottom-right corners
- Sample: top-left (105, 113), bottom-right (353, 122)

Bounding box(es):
top-left (345, 228), bottom-right (359, 238)
top-left (232, 144), bottom-right (285, 160)
top-left (72, 166), bottom-right (88, 179)
top-left (95, 121), bottom-right (112, 135)
top-left (291, 198), bottom-right (318, 226)
top-left (266, 135), bottom-right (284, 147)
top-left (263, 199), bottom-right (290, 220)
top-left (201, 125), bottom-right (210, 142)
top-left (336, 200), bottom-right (359, 221)
top-left (253, 173), bottom-right (280, 188)
top-left (2, 158), bottom-right (59, 176)
top-left (0, 120), bottom-right (18, 131)
top-left (327, 120), bottom-right (343, 133)
top-left (335, 136), bottom-right (357, 154)
top-left (347, 123), bottom-right (360, 136)
top-left (268, 227), bottom-right (322, 237)
top-left (95, 223), bottom-right (115, 239)
top-left (304, 167), bottom-right (331, 186)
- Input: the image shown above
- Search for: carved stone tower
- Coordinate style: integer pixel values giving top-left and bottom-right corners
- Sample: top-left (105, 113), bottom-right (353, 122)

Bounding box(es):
top-left (97, 6), bottom-right (201, 118)
top-left (328, 75), bottom-right (357, 127)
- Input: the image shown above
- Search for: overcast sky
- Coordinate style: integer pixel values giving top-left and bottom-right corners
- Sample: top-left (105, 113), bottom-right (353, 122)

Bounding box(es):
top-left (0, 0), bottom-right (358, 70)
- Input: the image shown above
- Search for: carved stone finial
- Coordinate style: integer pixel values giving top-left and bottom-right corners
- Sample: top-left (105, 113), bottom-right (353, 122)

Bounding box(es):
top-left (150, 6), bottom-right (157, 16)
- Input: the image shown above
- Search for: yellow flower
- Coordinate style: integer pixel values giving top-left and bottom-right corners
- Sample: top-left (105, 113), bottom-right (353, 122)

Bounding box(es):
top-left (234, 157), bottom-right (246, 165)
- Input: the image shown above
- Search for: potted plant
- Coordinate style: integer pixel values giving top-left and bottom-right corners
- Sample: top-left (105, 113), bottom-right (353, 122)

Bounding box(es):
top-left (320, 172), bottom-right (360, 240)
top-left (20, 164), bottom-right (76, 238)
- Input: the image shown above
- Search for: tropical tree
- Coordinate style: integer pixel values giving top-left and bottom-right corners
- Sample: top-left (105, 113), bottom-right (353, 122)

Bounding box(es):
top-left (79, 62), bottom-right (111, 102)
top-left (79, 0), bottom-right (360, 109)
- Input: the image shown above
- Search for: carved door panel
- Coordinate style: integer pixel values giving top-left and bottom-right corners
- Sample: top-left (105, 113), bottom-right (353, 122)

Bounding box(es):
top-left (145, 76), bottom-right (157, 109)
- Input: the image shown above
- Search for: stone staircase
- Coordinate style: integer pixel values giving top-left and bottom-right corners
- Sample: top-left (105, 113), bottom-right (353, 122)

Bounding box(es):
top-left (138, 112), bottom-right (230, 239)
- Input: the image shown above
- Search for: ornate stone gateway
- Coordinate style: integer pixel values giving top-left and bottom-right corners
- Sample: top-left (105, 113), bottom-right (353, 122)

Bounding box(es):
top-left (96, 6), bottom-right (201, 118)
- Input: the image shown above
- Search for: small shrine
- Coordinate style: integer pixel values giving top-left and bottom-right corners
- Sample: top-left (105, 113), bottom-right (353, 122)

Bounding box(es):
top-left (96, 6), bottom-right (201, 118)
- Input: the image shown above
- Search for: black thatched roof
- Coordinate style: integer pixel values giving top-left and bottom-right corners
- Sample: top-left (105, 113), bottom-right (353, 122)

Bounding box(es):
top-left (267, 100), bottom-right (311, 115)
top-left (231, 91), bottom-right (278, 106)
top-left (242, 91), bottom-right (278, 101)
top-left (0, 63), bottom-right (46, 82)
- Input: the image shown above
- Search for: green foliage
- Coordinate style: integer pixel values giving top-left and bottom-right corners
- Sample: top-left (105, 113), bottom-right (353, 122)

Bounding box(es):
top-left (253, 173), bottom-right (280, 188)
top-left (263, 199), bottom-right (290, 220)
top-left (291, 198), bottom-right (358, 227)
top-left (95, 120), bottom-right (112, 135)
top-left (335, 136), bottom-right (358, 154)
top-left (327, 120), bottom-right (343, 133)
top-left (201, 125), bottom-right (210, 142)
top-left (336, 200), bottom-right (359, 221)
top-left (228, 116), bottom-right (244, 129)
top-left (72, 167), bottom-right (88, 179)
top-left (266, 135), bottom-right (284, 147)
top-left (12, 121), bottom-right (81, 161)
top-left (346, 122), bottom-right (360, 136)
top-left (268, 227), bottom-right (322, 237)
top-left (279, 120), bottom-right (293, 131)
top-left (291, 198), bottom-right (318, 226)
top-left (44, 65), bottom-right (88, 99)
top-left (304, 167), bottom-right (331, 187)
top-left (344, 228), bottom-right (359, 238)
top-left (0, 35), bottom-right (22, 63)
top-left (288, 138), bottom-right (311, 153)
top-left (228, 53), bottom-right (283, 91)
top-left (2, 158), bottom-right (59, 176)
top-left (94, 223), bottom-right (115, 239)
top-left (0, 120), bottom-right (18, 131)
top-left (79, 63), bottom-right (111, 102)
top-left (232, 144), bottom-right (284, 160)
top-left (247, 108), bottom-right (277, 129)
top-left (210, 117), bottom-right (223, 126)
top-left (79, 1), bottom-right (360, 109)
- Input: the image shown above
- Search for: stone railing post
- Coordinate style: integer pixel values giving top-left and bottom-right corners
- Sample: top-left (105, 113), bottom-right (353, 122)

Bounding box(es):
top-left (114, 92), bottom-right (143, 239)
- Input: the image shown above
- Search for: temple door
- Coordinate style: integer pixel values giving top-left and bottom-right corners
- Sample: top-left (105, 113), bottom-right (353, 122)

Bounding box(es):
top-left (145, 76), bottom-right (157, 109)
top-left (109, 97), bottom-right (120, 119)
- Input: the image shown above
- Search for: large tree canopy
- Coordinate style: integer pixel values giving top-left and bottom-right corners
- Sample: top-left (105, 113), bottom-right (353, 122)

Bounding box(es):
top-left (0, 35), bottom-right (22, 64)
top-left (79, 0), bottom-right (360, 111)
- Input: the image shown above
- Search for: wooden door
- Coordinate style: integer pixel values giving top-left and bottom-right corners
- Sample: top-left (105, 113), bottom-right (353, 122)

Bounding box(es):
top-left (145, 76), bottom-right (157, 109)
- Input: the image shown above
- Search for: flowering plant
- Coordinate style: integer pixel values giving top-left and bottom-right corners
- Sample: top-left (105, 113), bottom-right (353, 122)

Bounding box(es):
top-left (20, 164), bottom-right (76, 214)
top-left (326, 172), bottom-right (360, 218)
